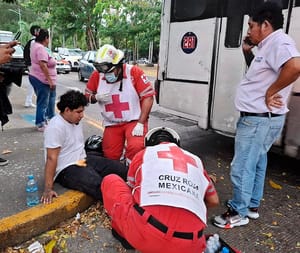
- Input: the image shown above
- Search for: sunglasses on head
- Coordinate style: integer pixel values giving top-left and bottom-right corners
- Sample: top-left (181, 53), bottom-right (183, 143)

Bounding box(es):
top-left (93, 62), bottom-right (116, 73)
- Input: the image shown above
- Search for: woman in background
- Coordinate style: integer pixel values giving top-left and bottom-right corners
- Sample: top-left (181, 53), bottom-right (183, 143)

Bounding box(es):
top-left (29, 28), bottom-right (56, 132)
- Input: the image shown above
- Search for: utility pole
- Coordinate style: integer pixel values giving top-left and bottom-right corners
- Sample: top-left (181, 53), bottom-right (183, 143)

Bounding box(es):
top-left (8, 8), bottom-right (22, 39)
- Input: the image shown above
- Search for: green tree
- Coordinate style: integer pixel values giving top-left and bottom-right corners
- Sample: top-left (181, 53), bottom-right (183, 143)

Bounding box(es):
top-left (94, 0), bottom-right (161, 61)
top-left (23, 0), bottom-right (99, 50)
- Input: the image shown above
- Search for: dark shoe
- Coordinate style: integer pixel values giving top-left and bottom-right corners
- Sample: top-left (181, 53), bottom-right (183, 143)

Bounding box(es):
top-left (0, 157), bottom-right (8, 166)
top-left (111, 228), bottom-right (135, 250)
top-left (247, 207), bottom-right (259, 219)
top-left (213, 207), bottom-right (249, 229)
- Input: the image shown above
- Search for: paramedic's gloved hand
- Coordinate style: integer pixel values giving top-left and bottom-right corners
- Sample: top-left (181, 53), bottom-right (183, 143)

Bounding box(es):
top-left (95, 93), bottom-right (110, 103)
top-left (132, 122), bottom-right (144, 136)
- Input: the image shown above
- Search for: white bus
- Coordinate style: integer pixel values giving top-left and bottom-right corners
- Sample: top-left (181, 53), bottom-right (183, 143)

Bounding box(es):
top-left (155, 0), bottom-right (300, 158)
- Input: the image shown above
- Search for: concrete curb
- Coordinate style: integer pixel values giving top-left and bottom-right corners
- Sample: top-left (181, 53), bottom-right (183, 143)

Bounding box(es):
top-left (0, 190), bottom-right (94, 249)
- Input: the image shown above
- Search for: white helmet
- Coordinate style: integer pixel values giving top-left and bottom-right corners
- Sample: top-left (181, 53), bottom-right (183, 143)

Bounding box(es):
top-left (94, 44), bottom-right (124, 73)
top-left (145, 127), bottom-right (180, 147)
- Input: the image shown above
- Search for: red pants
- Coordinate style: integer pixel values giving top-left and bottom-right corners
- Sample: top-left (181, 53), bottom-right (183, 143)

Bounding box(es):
top-left (102, 121), bottom-right (147, 163)
top-left (101, 174), bottom-right (206, 253)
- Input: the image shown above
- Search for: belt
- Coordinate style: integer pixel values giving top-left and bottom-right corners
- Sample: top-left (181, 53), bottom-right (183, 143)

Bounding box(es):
top-left (292, 92), bottom-right (300, 96)
top-left (240, 111), bottom-right (282, 117)
top-left (133, 204), bottom-right (203, 240)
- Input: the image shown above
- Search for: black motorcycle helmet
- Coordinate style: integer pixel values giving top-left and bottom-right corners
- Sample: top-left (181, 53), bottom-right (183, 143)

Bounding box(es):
top-left (84, 135), bottom-right (104, 156)
top-left (144, 127), bottom-right (180, 147)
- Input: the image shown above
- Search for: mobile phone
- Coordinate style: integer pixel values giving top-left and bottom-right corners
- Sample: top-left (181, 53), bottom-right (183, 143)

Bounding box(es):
top-left (244, 37), bottom-right (254, 46)
top-left (13, 31), bottom-right (21, 41)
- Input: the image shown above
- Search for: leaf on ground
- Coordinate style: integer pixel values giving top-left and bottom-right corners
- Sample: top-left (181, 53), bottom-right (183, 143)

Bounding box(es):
top-left (269, 180), bottom-right (282, 190)
top-left (44, 239), bottom-right (56, 253)
top-left (2, 149), bottom-right (12, 154)
top-left (262, 232), bottom-right (273, 238)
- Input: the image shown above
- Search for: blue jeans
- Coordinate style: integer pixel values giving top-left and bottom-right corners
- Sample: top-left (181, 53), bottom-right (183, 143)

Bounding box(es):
top-left (228, 115), bottom-right (285, 217)
top-left (29, 75), bottom-right (56, 127)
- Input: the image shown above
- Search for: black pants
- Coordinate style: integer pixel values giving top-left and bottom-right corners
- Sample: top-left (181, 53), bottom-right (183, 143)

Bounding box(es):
top-left (55, 154), bottom-right (127, 200)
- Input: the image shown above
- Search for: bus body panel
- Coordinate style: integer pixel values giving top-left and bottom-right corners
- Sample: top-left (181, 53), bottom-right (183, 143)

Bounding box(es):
top-left (210, 17), bottom-right (249, 135)
top-left (167, 20), bottom-right (215, 82)
top-left (159, 80), bottom-right (209, 127)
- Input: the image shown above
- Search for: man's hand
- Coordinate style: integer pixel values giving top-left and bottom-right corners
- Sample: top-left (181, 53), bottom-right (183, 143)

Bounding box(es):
top-left (0, 42), bottom-right (16, 64)
top-left (266, 93), bottom-right (283, 111)
top-left (132, 122), bottom-right (144, 136)
top-left (41, 189), bottom-right (58, 204)
top-left (95, 93), bottom-right (111, 103)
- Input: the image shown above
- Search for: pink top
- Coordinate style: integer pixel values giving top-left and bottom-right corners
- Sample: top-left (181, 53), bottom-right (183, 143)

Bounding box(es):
top-left (30, 42), bottom-right (57, 84)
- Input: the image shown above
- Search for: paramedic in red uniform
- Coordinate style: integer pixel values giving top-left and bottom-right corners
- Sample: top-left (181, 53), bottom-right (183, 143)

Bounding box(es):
top-left (85, 44), bottom-right (155, 164)
top-left (101, 127), bottom-right (220, 253)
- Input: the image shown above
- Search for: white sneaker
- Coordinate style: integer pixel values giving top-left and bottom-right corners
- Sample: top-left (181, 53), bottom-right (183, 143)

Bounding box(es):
top-left (247, 208), bottom-right (259, 219)
top-left (213, 207), bottom-right (249, 229)
top-left (25, 103), bottom-right (36, 108)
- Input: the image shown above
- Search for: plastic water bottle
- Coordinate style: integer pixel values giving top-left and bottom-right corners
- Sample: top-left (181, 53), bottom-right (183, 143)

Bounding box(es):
top-left (205, 234), bottom-right (221, 253)
top-left (26, 175), bottom-right (39, 206)
top-left (213, 233), bottom-right (221, 250)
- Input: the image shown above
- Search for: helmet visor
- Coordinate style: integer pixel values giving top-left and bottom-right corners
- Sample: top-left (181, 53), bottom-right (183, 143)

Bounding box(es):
top-left (93, 62), bottom-right (115, 73)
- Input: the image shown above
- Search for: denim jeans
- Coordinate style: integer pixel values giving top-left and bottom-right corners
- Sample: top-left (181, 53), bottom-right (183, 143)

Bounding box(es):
top-left (29, 75), bottom-right (56, 127)
top-left (228, 115), bottom-right (285, 217)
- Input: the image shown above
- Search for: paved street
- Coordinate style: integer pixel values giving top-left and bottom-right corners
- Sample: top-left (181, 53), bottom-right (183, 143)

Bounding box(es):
top-left (0, 71), bottom-right (299, 252)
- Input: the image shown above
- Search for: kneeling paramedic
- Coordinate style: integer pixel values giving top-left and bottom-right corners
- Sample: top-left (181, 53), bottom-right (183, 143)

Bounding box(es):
top-left (85, 44), bottom-right (155, 165)
top-left (101, 127), bottom-right (220, 253)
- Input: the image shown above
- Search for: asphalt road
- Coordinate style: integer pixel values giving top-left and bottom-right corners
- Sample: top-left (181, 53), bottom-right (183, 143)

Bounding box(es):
top-left (1, 71), bottom-right (299, 252)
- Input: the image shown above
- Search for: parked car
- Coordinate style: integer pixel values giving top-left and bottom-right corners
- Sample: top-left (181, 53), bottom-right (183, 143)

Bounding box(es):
top-left (136, 58), bottom-right (150, 64)
top-left (0, 44), bottom-right (27, 75)
top-left (58, 48), bottom-right (82, 71)
top-left (53, 53), bottom-right (71, 74)
top-left (78, 50), bottom-right (96, 81)
top-left (0, 31), bottom-right (27, 74)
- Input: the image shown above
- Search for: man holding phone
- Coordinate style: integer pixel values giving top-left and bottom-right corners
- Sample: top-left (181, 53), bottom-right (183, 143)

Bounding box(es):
top-left (0, 40), bottom-right (18, 166)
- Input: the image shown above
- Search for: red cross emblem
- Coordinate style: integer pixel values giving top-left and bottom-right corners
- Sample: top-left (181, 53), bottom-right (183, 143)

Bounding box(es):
top-left (105, 94), bottom-right (129, 118)
top-left (157, 146), bottom-right (197, 173)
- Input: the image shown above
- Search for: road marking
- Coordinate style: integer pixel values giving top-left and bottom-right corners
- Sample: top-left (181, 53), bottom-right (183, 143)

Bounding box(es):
top-left (20, 113), bottom-right (104, 131)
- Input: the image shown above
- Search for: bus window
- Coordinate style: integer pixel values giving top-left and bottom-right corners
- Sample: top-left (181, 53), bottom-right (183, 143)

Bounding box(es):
top-left (171, 0), bottom-right (226, 22)
top-left (224, 0), bottom-right (290, 48)
top-left (224, 0), bottom-right (246, 48)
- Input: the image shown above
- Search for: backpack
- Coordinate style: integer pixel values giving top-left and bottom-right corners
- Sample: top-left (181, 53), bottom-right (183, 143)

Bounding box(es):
top-left (23, 39), bottom-right (34, 66)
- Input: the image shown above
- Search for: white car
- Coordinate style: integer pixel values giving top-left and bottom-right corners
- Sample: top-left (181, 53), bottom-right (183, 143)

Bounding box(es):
top-left (58, 48), bottom-right (82, 71)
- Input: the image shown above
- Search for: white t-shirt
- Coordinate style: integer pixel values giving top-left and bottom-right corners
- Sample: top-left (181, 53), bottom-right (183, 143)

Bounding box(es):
top-left (235, 29), bottom-right (300, 114)
top-left (44, 114), bottom-right (86, 180)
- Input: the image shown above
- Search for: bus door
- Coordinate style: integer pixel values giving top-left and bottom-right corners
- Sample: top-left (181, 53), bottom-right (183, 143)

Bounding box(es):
top-left (209, 3), bottom-right (249, 136)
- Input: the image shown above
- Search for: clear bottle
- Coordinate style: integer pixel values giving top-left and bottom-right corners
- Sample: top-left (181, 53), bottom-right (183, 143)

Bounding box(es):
top-left (26, 175), bottom-right (39, 206)
top-left (213, 233), bottom-right (221, 251)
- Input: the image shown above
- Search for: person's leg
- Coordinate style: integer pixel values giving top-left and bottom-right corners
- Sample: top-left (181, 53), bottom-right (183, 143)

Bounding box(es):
top-left (249, 115), bottom-right (285, 209)
top-left (228, 116), bottom-right (271, 217)
top-left (102, 126), bottom-right (125, 160)
top-left (214, 116), bottom-right (272, 228)
top-left (101, 174), bottom-right (134, 246)
top-left (125, 121), bottom-right (148, 163)
top-left (29, 76), bottom-right (50, 128)
top-left (86, 154), bottom-right (128, 181)
top-left (46, 87), bottom-right (56, 121)
top-left (24, 83), bottom-right (35, 107)
top-left (55, 164), bottom-right (103, 200)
